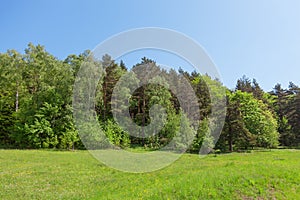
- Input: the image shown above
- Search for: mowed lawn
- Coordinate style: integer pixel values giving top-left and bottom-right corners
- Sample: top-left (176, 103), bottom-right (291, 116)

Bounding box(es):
top-left (0, 149), bottom-right (299, 200)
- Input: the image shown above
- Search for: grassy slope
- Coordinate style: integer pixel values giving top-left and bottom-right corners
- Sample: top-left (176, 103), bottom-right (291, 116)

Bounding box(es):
top-left (0, 149), bottom-right (299, 200)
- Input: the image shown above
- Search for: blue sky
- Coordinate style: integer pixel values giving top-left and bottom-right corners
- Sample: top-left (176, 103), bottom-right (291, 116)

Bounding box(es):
top-left (1, 0), bottom-right (300, 91)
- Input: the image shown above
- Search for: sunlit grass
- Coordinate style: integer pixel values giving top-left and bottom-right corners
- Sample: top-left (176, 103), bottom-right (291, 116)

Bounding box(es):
top-left (0, 149), bottom-right (299, 199)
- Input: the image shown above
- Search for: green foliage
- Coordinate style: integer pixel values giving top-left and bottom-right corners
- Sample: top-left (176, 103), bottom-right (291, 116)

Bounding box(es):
top-left (190, 118), bottom-right (209, 152)
top-left (231, 91), bottom-right (279, 148)
top-left (25, 116), bottom-right (57, 148)
top-left (1, 43), bottom-right (299, 151)
top-left (103, 119), bottom-right (130, 148)
top-left (172, 112), bottom-right (196, 151)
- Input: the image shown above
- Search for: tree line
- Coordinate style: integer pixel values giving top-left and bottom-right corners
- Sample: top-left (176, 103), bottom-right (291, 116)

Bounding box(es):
top-left (0, 43), bottom-right (299, 152)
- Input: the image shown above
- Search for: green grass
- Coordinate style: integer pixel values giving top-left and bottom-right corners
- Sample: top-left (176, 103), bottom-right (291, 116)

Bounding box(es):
top-left (0, 149), bottom-right (299, 199)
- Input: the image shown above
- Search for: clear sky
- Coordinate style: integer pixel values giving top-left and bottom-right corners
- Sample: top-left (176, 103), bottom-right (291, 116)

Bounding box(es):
top-left (1, 0), bottom-right (300, 91)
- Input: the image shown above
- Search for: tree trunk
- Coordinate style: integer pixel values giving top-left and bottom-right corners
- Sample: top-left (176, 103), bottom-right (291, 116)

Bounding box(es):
top-left (228, 126), bottom-right (233, 152)
top-left (15, 84), bottom-right (19, 112)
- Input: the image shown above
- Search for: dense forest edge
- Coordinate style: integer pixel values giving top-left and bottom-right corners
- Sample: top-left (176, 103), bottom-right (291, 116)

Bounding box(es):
top-left (0, 43), bottom-right (299, 152)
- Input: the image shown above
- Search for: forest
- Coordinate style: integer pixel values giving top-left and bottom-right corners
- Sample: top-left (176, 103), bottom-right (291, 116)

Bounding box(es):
top-left (0, 43), bottom-right (299, 152)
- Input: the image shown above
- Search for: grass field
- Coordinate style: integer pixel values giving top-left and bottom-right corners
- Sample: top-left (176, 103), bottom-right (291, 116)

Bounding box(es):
top-left (0, 149), bottom-right (299, 200)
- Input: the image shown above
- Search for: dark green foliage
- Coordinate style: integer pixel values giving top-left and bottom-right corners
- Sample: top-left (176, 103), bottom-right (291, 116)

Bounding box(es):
top-left (0, 44), bottom-right (78, 149)
top-left (271, 82), bottom-right (300, 147)
top-left (0, 43), bottom-right (298, 151)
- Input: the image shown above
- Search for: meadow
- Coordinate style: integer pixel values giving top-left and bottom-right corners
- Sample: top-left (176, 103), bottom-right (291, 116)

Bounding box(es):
top-left (0, 149), bottom-right (299, 199)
